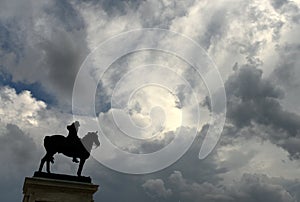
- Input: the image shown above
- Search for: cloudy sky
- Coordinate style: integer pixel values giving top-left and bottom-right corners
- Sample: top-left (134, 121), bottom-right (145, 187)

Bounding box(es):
top-left (1, 0), bottom-right (300, 201)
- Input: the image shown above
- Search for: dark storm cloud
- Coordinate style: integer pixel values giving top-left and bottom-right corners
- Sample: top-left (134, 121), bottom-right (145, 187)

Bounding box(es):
top-left (45, 0), bottom-right (85, 31)
top-left (143, 171), bottom-right (299, 202)
top-left (200, 8), bottom-right (229, 50)
top-left (270, 0), bottom-right (300, 24)
top-left (270, 0), bottom-right (289, 9)
top-left (224, 64), bottom-right (300, 159)
top-left (167, 170), bottom-right (232, 202)
top-left (32, 3), bottom-right (88, 106)
top-left (80, 0), bottom-right (195, 28)
top-left (0, 22), bottom-right (23, 59)
top-left (138, 0), bottom-right (195, 28)
top-left (76, 0), bottom-right (143, 16)
top-left (0, 0), bottom-right (88, 109)
top-left (226, 64), bottom-right (284, 127)
top-left (38, 28), bottom-right (87, 97)
top-left (38, 0), bottom-right (88, 98)
top-left (0, 124), bottom-right (40, 202)
top-left (226, 173), bottom-right (297, 202)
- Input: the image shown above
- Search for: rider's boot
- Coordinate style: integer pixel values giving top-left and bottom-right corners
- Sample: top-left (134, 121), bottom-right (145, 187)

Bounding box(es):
top-left (72, 157), bottom-right (79, 163)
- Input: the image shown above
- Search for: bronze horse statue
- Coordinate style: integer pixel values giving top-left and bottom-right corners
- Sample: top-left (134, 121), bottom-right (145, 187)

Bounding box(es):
top-left (38, 131), bottom-right (100, 176)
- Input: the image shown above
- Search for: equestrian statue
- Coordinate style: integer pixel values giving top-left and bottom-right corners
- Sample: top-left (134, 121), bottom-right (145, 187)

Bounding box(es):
top-left (38, 121), bottom-right (100, 176)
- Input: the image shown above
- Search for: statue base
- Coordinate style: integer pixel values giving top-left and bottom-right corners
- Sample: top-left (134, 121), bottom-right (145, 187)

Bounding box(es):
top-left (23, 172), bottom-right (98, 202)
top-left (33, 171), bottom-right (92, 183)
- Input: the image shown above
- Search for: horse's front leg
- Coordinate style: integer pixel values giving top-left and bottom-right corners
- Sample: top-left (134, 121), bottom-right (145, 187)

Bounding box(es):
top-left (77, 158), bottom-right (86, 176)
top-left (38, 154), bottom-right (47, 172)
top-left (46, 154), bottom-right (53, 173)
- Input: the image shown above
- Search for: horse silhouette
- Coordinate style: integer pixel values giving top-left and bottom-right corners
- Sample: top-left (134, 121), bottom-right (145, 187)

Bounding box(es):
top-left (38, 131), bottom-right (100, 176)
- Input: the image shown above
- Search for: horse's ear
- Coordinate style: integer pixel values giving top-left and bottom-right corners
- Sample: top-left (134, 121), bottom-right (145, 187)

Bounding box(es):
top-left (96, 131), bottom-right (98, 134)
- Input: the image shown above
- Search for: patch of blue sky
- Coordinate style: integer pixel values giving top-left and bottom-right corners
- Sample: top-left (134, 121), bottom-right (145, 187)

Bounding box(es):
top-left (0, 72), bottom-right (57, 107)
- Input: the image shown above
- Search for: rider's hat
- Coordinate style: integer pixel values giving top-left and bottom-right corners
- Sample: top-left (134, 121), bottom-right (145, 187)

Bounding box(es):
top-left (74, 121), bottom-right (80, 127)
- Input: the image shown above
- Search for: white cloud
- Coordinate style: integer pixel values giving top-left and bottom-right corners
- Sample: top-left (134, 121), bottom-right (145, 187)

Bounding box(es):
top-left (0, 87), bottom-right (46, 127)
top-left (0, 86), bottom-right (75, 145)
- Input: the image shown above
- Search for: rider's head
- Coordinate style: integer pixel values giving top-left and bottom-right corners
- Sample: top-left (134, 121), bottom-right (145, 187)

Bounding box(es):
top-left (74, 121), bottom-right (80, 130)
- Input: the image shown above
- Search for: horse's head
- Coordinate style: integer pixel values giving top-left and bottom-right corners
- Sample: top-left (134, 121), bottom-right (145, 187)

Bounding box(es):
top-left (87, 131), bottom-right (100, 148)
top-left (82, 131), bottom-right (100, 152)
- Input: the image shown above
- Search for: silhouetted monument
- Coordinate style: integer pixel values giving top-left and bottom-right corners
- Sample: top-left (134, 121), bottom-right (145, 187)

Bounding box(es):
top-left (38, 121), bottom-right (100, 176)
top-left (23, 121), bottom-right (100, 202)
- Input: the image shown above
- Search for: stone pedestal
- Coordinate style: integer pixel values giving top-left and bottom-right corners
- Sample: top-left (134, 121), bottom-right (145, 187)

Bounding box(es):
top-left (22, 172), bottom-right (99, 202)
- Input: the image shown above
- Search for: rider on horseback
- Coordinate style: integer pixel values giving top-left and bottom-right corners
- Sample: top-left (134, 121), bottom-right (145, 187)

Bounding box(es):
top-left (67, 121), bottom-right (81, 163)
